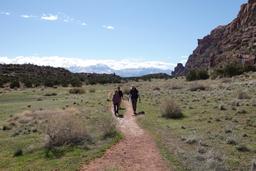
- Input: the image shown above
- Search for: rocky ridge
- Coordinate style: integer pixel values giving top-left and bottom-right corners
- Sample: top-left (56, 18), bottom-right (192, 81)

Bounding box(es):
top-left (173, 0), bottom-right (256, 76)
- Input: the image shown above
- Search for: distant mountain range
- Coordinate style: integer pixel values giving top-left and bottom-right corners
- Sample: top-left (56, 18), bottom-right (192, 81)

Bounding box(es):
top-left (68, 64), bottom-right (171, 77)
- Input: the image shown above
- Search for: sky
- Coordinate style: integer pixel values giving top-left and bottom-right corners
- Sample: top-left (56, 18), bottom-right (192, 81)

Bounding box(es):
top-left (0, 0), bottom-right (247, 70)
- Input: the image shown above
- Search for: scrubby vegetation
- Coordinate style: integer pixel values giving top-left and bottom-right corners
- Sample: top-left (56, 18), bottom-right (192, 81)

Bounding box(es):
top-left (69, 88), bottom-right (85, 94)
top-left (212, 63), bottom-right (256, 78)
top-left (160, 99), bottom-right (183, 119)
top-left (0, 85), bottom-right (121, 170)
top-left (186, 69), bottom-right (209, 81)
top-left (0, 64), bottom-right (121, 88)
top-left (43, 109), bottom-right (90, 149)
top-left (125, 73), bottom-right (172, 82)
top-left (134, 74), bottom-right (256, 170)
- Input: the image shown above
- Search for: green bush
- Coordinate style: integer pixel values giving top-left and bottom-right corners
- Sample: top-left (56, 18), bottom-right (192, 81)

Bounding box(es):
top-left (10, 80), bottom-right (20, 89)
top-left (23, 80), bottom-right (33, 88)
top-left (69, 88), bottom-right (85, 94)
top-left (89, 88), bottom-right (96, 93)
top-left (212, 63), bottom-right (256, 78)
top-left (186, 70), bottom-right (209, 81)
top-left (0, 79), bottom-right (4, 88)
top-left (44, 79), bottom-right (54, 87)
top-left (70, 78), bottom-right (82, 87)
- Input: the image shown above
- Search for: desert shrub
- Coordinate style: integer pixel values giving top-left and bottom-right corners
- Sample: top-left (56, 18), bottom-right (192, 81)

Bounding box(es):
top-left (61, 81), bottom-right (69, 87)
top-left (186, 70), bottom-right (209, 81)
top-left (222, 63), bottom-right (243, 77)
top-left (189, 82), bottom-right (208, 91)
top-left (44, 79), bottom-right (54, 87)
top-left (161, 99), bottom-right (183, 119)
top-left (212, 63), bottom-right (256, 78)
top-left (169, 83), bottom-right (183, 90)
top-left (44, 93), bottom-right (57, 96)
top-left (89, 88), bottom-right (96, 93)
top-left (237, 90), bottom-right (251, 99)
top-left (23, 80), bottom-right (33, 88)
top-left (153, 87), bottom-right (161, 91)
top-left (70, 77), bottom-right (82, 87)
top-left (123, 87), bottom-right (130, 95)
top-left (10, 80), bottom-right (20, 89)
top-left (43, 110), bottom-right (89, 149)
top-left (0, 78), bottom-right (4, 88)
top-left (197, 70), bottom-right (210, 80)
top-left (100, 115), bottom-right (117, 138)
top-left (69, 88), bottom-right (85, 94)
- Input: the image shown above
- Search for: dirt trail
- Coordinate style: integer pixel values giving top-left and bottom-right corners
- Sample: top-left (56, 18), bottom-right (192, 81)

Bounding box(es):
top-left (80, 101), bottom-right (170, 171)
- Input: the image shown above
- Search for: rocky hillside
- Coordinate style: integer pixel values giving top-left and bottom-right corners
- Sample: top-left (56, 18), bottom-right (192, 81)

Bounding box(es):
top-left (173, 0), bottom-right (256, 76)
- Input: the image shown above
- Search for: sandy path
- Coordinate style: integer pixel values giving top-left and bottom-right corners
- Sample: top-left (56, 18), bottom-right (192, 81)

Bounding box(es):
top-left (80, 100), bottom-right (170, 171)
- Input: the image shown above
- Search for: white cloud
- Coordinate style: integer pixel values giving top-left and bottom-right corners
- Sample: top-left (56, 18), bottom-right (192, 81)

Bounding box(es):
top-left (0, 11), bottom-right (10, 16)
top-left (41, 14), bottom-right (58, 21)
top-left (102, 25), bottom-right (115, 30)
top-left (81, 22), bottom-right (87, 26)
top-left (20, 14), bottom-right (37, 19)
top-left (0, 56), bottom-right (175, 70)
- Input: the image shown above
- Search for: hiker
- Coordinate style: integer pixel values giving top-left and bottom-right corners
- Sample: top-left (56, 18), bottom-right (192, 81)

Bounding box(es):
top-left (129, 86), bottom-right (140, 114)
top-left (112, 90), bottom-right (121, 116)
top-left (117, 86), bottom-right (123, 110)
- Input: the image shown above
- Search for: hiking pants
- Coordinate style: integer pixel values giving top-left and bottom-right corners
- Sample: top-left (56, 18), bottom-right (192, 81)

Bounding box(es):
top-left (131, 98), bottom-right (137, 113)
top-left (113, 103), bottom-right (119, 114)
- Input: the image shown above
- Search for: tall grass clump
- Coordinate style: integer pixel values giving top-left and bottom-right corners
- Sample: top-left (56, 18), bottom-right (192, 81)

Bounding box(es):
top-left (89, 88), bottom-right (96, 93)
top-left (43, 109), bottom-right (90, 149)
top-left (100, 115), bottom-right (117, 139)
top-left (189, 82), bottom-right (208, 91)
top-left (69, 88), bottom-right (85, 94)
top-left (161, 99), bottom-right (183, 119)
top-left (237, 90), bottom-right (251, 100)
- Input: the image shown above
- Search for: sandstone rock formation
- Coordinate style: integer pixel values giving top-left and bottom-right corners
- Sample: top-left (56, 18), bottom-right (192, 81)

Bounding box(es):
top-left (177, 0), bottom-right (256, 75)
top-left (171, 63), bottom-right (185, 76)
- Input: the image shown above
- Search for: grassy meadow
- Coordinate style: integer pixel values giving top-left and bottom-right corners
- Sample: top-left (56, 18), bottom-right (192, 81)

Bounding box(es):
top-left (0, 72), bottom-right (256, 170)
top-left (0, 85), bottom-right (121, 171)
top-left (133, 72), bottom-right (256, 170)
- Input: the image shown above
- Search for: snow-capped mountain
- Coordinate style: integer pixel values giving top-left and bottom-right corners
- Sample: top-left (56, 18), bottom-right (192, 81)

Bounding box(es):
top-left (68, 65), bottom-right (171, 77)
top-left (68, 64), bottom-right (114, 74)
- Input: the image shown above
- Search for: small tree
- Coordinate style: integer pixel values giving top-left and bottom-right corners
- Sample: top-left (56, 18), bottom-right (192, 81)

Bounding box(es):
top-left (186, 70), bottom-right (198, 81)
top-left (24, 80), bottom-right (33, 88)
top-left (71, 77), bottom-right (82, 87)
top-left (186, 69), bottom-right (209, 81)
top-left (10, 80), bottom-right (20, 89)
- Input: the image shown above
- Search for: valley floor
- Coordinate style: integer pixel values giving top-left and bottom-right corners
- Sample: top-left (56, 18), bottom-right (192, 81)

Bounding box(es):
top-left (0, 72), bottom-right (256, 170)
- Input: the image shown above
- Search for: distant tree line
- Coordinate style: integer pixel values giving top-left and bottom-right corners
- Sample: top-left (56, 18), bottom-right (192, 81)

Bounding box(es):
top-left (0, 64), bottom-right (121, 88)
top-left (124, 73), bottom-right (173, 82)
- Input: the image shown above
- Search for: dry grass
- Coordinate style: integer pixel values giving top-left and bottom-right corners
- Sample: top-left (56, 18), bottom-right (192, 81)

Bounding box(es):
top-left (188, 82), bottom-right (208, 91)
top-left (99, 115), bottom-right (117, 138)
top-left (160, 99), bottom-right (183, 119)
top-left (237, 90), bottom-right (251, 99)
top-left (42, 108), bottom-right (89, 148)
top-left (89, 88), bottom-right (96, 93)
top-left (123, 87), bottom-right (130, 95)
top-left (69, 88), bottom-right (85, 94)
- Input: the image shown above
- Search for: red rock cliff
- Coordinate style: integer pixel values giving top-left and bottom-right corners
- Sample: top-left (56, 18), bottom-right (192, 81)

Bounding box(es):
top-left (185, 0), bottom-right (256, 72)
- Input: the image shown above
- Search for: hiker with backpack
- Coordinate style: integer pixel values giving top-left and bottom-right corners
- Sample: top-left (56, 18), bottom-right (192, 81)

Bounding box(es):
top-left (117, 86), bottom-right (123, 110)
top-left (129, 86), bottom-right (140, 114)
top-left (112, 90), bottom-right (122, 116)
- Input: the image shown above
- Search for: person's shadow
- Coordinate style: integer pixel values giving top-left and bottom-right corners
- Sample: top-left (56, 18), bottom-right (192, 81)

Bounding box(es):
top-left (134, 111), bottom-right (145, 116)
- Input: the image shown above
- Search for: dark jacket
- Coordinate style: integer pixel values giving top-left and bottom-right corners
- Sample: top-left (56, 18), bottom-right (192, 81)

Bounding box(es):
top-left (118, 90), bottom-right (123, 98)
top-left (129, 88), bottom-right (139, 100)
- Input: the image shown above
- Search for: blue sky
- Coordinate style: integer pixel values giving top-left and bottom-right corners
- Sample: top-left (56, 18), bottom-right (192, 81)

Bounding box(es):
top-left (0, 0), bottom-right (247, 69)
